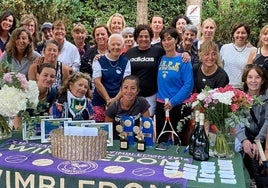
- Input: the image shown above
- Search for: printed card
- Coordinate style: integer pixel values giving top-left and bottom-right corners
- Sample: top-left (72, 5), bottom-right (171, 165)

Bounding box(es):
top-left (23, 116), bottom-right (52, 140)
top-left (41, 118), bottom-right (71, 143)
top-left (82, 122), bottom-right (113, 146)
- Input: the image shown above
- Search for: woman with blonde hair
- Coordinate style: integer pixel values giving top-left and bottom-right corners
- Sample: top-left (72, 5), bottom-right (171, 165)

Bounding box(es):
top-left (247, 25), bottom-right (268, 73)
top-left (194, 18), bottom-right (222, 51)
top-left (71, 23), bottom-right (90, 59)
top-left (20, 14), bottom-right (39, 46)
top-left (107, 13), bottom-right (125, 34)
top-left (193, 40), bottom-right (229, 93)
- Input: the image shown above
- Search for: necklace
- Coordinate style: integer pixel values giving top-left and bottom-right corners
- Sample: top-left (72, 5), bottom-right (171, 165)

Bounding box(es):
top-left (97, 49), bottom-right (108, 55)
top-left (108, 59), bottom-right (119, 68)
top-left (233, 44), bottom-right (246, 52)
top-left (201, 64), bottom-right (217, 76)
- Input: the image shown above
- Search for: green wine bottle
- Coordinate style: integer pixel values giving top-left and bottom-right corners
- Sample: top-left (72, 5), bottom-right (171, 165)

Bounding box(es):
top-left (193, 113), bottom-right (209, 161)
top-left (189, 110), bottom-right (200, 155)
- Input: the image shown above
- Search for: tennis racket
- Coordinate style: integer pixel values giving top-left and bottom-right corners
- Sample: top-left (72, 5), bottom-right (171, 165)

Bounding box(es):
top-left (156, 98), bottom-right (181, 145)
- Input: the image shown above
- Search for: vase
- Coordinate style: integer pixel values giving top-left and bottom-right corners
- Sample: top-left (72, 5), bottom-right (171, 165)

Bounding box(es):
top-left (214, 132), bottom-right (235, 158)
top-left (0, 115), bottom-right (12, 140)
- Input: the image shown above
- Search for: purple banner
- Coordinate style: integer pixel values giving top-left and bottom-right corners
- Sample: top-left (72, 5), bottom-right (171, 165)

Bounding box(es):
top-left (0, 139), bottom-right (191, 187)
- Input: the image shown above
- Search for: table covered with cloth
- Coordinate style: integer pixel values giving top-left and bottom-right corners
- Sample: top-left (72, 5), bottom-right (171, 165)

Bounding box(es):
top-left (0, 131), bottom-right (246, 188)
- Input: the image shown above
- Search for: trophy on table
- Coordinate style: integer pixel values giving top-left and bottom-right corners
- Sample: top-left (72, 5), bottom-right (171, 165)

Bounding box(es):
top-left (121, 116), bottom-right (135, 146)
top-left (133, 126), bottom-right (146, 152)
top-left (140, 117), bottom-right (154, 147)
top-left (116, 124), bottom-right (128, 150)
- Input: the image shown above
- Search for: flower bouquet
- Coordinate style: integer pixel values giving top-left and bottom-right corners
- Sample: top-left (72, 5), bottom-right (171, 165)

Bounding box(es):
top-left (184, 85), bottom-right (255, 158)
top-left (0, 72), bottom-right (39, 139)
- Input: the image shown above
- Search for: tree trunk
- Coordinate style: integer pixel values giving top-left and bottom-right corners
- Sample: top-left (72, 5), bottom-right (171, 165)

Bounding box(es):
top-left (136, 0), bottom-right (148, 25)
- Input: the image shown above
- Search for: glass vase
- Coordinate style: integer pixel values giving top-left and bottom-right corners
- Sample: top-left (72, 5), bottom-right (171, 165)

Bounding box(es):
top-left (0, 115), bottom-right (12, 140)
top-left (214, 132), bottom-right (235, 158)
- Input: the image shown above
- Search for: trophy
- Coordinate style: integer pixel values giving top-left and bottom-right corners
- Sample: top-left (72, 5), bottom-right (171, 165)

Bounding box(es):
top-left (116, 124), bottom-right (128, 150)
top-left (121, 116), bottom-right (135, 146)
top-left (140, 117), bottom-right (154, 147)
top-left (133, 126), bottom-right (146, 152)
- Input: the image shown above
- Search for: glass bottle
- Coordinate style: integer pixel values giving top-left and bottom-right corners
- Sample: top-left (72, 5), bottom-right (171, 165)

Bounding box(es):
top-left (193, 113), bottom-right (209, 161)
top-left (189, 110), bottom-right (200, 155)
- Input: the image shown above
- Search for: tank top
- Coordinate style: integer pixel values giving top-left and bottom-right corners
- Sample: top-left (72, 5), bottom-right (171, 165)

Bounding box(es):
top-left (253, 48), bottom-right (268, 72)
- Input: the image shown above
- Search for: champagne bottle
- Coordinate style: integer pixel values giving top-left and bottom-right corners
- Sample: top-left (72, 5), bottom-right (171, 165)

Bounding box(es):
top-left (193, 113), bottom-right (209, 161)
top-left (189, 110), bottom-right (200, 155)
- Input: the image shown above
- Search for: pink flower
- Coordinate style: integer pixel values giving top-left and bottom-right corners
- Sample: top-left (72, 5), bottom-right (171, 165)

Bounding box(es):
top-left (213, 99), bottom-right (219, 104)
top-left (16, 73), bottom-right (28, 90)
top-left (230, 104), bottom-right (239, 112)
top-left (3, 73), bottom-right (12, 83)
top-left (184, 93), bottom-right (198, 103)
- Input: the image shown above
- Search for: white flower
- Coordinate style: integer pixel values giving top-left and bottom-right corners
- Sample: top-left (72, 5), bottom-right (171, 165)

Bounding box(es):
top-left (197, 92), bottom-right (207, 101)
top-left (0, 85), bottom-right (27, 117)
top-left (212, 91), bottom-right (234, 105)
top-left (192, 100), bottom-right (200, 108)
top-left (26, 81), bottom-right (39, 108)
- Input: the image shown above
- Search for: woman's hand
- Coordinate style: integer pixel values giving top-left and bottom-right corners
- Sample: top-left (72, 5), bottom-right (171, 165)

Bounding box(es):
top-left (93, 54), bottom-right (103, 61)
top-left (164, 101), bottom-right (172, 111)
top-left (181, 52), bottom-right (191, 63)
top-left (242, 139), bottom-right (258, 158)
top-left (56, 103), bottom-right (64, 112)
top-left (106, 97), bottom-right (117, 107)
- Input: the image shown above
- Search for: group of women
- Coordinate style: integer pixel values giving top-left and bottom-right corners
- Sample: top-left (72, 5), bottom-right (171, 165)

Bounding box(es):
top-left (1, 10), bottom-right (268, 184)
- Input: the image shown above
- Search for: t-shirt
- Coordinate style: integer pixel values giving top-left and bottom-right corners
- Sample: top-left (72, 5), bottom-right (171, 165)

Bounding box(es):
top-left (193, 63), bottom-right (229, 93)
top-left (92, 54), bottom-right (131, 106)
top-left (105, 96), bottom-right (150, 139)
top-left (124, 46), bottom-right (165, 97)
top-left (221, 43), bottom-right (255, 88)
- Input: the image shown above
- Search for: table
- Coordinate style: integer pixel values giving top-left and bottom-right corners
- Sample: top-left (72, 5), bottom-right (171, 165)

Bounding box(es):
top-left (0, 130), bottom-right (246, 188)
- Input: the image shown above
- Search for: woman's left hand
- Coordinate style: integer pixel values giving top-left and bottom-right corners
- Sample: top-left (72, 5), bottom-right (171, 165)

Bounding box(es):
top-left (182, 52), bottom-right (191, 63)
top-left (164, 101), bottom-right (172, 111)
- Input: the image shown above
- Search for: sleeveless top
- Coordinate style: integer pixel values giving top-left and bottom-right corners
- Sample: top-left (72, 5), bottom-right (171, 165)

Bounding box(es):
top-left (253, 48), bottom-right (268, 73)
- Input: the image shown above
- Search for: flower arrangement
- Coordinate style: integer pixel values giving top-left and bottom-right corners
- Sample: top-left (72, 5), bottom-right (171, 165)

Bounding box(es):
top-left (184, 85), bottom-right (254, 132)
top-left (0, 72), bottom-right (39, 138)
top-left (184, 85), bottom-right (257, 157)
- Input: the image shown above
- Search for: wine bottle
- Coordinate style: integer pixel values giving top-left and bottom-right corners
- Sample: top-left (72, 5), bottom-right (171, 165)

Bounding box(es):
top-left (193, 113), bottom-right (209, 161)
top-left (189, 110), bottom-right (200, 155)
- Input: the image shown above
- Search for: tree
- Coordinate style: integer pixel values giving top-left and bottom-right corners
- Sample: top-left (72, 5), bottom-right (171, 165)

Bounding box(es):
top-left (136, 0), bottom-right (148, 25)
top-left (0, 0), bottom-right (267, 45)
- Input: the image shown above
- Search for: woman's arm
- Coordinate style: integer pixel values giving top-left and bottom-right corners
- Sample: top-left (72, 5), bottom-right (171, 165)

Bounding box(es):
top-left (27, 63), bottom-right (38, 81)
top-left (94, 77), bottom-right (111, 104)
top-left (247, 49), bottom-right (257, 64)
top-left (142, 109), bottom-right (150, 117)
top-left (61, 63), bottom-right (70, 85)
top-left (28, 57), bottom-right (44, 81)
top-left (105, 115), bottom-right (114, 122)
